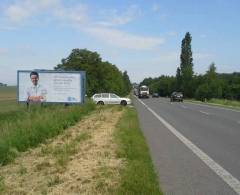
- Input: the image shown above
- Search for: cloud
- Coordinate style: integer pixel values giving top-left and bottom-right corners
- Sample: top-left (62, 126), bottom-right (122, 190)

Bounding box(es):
top-left (168, 31), bottom-right (177, 36)
top-left (4, 0), bottom-right (60, 23)
top-left (0, 26), bottom-right (17, 31)
top-left (97, 5), bottom-right (142, 27)
top-left (2, 1), bottom-right (165, 50)
top-left (53, 4), bottom-right (89, 24)
top-left (150, 52), bottom-right (179, 65)
top-left (194, 52), bottom-right (214, 60)
top-left (0, 48), bottom-right (8, 55)
top-left (152, 4), bottom-right (161, 12)
top-left (200, 34), bottom-right (207, 38)
top-left (5, 5), bottom-right (30, 22)
top-left (86, 27), bottom-right (164, 50)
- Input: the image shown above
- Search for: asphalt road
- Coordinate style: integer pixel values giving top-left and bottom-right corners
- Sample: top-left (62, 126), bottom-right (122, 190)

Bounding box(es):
top-left (133, 97), bottom-right (240, 195)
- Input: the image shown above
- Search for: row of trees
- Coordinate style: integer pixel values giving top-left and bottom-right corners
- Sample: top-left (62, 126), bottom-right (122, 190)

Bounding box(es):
top-left (0, 83), bottom-right (7, 87)
top-left (140, 32), bottom-right (240, 101)
top-left (55, 49), bottom-right (131, 96)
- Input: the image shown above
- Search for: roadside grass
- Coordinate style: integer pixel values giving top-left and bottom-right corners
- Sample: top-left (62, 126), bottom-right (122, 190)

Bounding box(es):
top-left (52, 132), bottom-right (91, 168)
top-left (0, 86), bottom-right (16, 100)
top-left (208, 98), bottom-right (240, 108)
top-left (0, 86), bottom-right (19, 113)
top-left (0, 101), bottom-right (96, 165)
top-left (0, 100), bottom-right (21, 113)
top-left (0, 175), bottom-right (5, 193)
top-left (0, 105), bottom-right (163, 194)
top-left (186, 98), bottom-right (240, 110)
top-left (114, 107), bottom-right (162, 195)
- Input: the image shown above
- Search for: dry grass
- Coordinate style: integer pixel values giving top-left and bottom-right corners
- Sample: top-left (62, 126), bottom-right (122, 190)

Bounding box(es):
top-left (0, 107), bottom-right (124, 195)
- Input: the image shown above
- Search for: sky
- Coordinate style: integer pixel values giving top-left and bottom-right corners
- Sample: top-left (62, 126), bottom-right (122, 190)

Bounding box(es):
top-left (0, 0), bottom-right (240, 85)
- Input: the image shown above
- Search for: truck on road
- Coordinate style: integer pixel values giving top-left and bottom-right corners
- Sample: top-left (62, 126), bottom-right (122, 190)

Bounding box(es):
top-left (138, 85), bottom-right (149, 98)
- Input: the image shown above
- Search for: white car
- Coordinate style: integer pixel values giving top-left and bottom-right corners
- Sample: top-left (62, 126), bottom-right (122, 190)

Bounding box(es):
top-left (91, 93), bottom-right (131, 106)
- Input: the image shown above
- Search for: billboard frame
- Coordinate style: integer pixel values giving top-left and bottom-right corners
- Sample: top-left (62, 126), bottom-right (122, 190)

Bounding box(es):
top-left (17, 70), bottom-right (86, 104)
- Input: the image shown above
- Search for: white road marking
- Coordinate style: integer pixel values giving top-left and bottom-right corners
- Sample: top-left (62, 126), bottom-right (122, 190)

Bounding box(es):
top-left (181, 105), bottom-right (187, 109)
top-left (199, 110), bottom-right (210, 115)
top-left (137, 98), bottom-right (240, 195)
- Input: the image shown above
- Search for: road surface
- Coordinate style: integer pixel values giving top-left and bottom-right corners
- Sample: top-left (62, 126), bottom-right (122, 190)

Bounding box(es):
top-left (133, 97), bottom-right (240, 195)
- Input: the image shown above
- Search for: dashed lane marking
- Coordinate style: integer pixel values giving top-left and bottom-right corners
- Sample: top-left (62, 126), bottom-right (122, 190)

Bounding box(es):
top-left (137, 98), bottom-right (240, 195)
top-left (199, 110), bottom-right (210, 115)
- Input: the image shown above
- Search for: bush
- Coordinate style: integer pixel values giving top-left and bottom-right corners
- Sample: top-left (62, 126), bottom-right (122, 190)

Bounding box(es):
top-left (195, 84), bottom-right (210, 101)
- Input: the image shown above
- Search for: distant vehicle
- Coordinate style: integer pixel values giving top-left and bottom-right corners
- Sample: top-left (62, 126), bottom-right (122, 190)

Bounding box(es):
top-left (152, 92), bottom-right (159, 98)
top-left (138, 85), bottom-right (149, 98)
top-left (91, 93), bottom-right (131, 106)
top-left (133, 88), bottom-right (139, 96)
top-left (170, 92), bottom-right (183, 102)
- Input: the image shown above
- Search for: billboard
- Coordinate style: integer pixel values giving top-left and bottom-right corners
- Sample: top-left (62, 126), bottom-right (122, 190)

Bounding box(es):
top-left (17, 70), bottom-right (86, 103)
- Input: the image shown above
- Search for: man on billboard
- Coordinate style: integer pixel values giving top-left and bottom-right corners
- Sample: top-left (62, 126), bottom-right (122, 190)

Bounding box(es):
top-left (26, 71), bottom-right (47, 102)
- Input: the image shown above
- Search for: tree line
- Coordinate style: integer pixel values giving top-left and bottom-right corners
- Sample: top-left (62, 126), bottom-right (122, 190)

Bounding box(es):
top-left (0, 83), bottom-right (7, 87)
top-left (55, 48), bottom-right (131, 97)
top-left (140, 32), bottom-right (240, 101)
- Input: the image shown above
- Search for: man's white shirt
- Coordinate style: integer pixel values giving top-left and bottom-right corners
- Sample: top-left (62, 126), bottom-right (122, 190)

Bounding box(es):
top-left (26, 84), bottom-right (47, 102)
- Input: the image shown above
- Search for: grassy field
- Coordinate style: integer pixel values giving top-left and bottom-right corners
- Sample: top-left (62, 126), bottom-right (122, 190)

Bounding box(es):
top-left (0, 100), bottom-right (21, 113)
top-left (0, 86), bottom-right (19, 113)
top-left (0, 100), bottom-right (96, 165)
top-left (0, 86), bottom-right (16, 100)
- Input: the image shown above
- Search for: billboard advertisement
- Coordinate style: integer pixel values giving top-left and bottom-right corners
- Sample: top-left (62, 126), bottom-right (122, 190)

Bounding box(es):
top-left (17, 70), bottom-right (86, 103)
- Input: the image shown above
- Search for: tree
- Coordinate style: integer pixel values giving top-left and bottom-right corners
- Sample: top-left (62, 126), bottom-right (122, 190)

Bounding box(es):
top-left (195, 83), bottom-right (210, 101)
top-left (55, 48), bottom-right (130, 96)
top-left (180, 32), bottom-right (194, 97)
top-left (206, 63), bottom-right (222, 98)
top-left (206, 62), bottom-right (217, 81)
top-left (123, 71), bottom-right (132, 94)
top-left (175, 67), bottom-right (182, 91)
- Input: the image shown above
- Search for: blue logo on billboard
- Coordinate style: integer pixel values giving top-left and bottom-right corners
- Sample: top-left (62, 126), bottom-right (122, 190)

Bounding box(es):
top-left (67, 96), bottom-right (77, 102)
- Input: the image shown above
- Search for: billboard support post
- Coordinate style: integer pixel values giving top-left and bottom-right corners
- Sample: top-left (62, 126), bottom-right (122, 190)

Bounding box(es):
top-left (26, 101), bottom-right (29, 109)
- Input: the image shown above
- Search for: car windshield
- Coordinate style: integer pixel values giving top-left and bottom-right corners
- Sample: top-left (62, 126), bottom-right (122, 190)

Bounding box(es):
top-left (140, 87), bottom-right (148, 91)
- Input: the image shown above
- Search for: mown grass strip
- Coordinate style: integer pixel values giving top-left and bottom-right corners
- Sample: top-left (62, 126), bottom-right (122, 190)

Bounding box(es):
top-left (0, 101), bottom-right (96, 166)
top-left (115, 107), bottom-right (162, 195)
top-left (208, 98), bottom-right (240, 108)
top-left (0, 175), bottom-right (5, 193)
top-left (186, 98), bottom-right (240, 110)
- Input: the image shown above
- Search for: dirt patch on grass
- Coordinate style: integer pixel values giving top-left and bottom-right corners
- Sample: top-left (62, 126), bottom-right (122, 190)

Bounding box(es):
top-left (0, 107), bottom-right (124, 194)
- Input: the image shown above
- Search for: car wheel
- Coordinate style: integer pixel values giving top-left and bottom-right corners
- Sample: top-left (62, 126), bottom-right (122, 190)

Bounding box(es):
top-left (120, 100), bottom-right (127, 106)
top-left (97, 101), bottom-right (104, 105)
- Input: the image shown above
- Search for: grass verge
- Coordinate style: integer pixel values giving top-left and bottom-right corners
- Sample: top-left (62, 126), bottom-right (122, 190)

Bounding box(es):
top-left (114, 106), bottom-right (162, 195)
top-left (186, 98), bottom-right (240, 110)
top-left (0, 101), bottom-right (96, 165)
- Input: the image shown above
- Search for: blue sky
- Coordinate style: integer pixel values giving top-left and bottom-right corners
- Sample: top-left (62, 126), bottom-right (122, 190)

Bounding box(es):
top-left (0, 0), bottom-right (240, 85)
